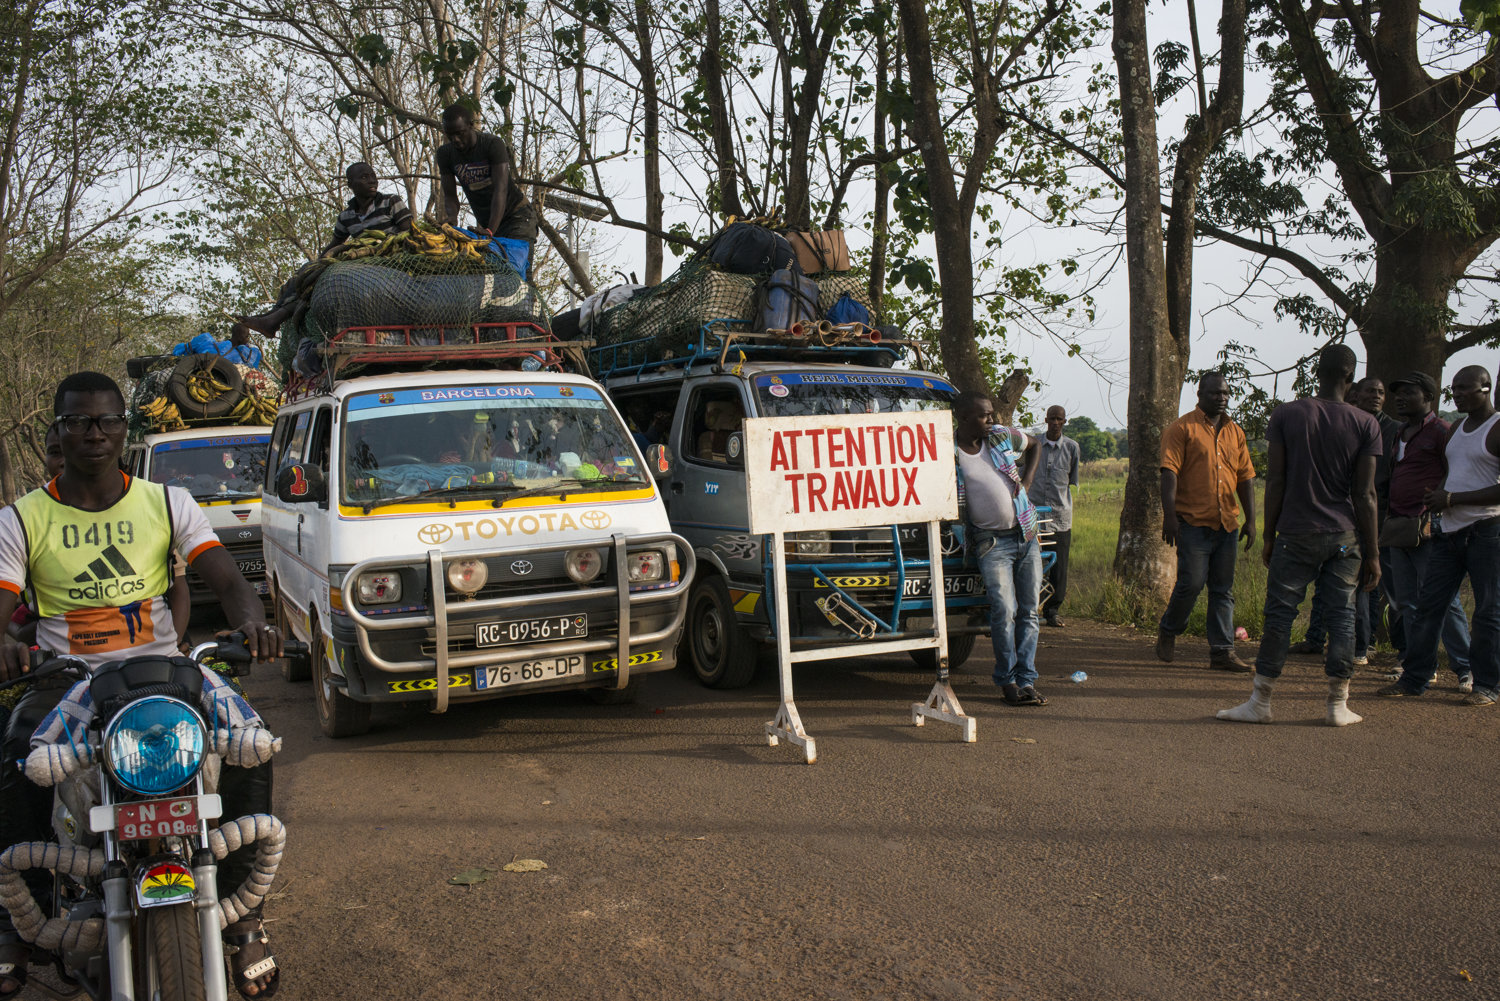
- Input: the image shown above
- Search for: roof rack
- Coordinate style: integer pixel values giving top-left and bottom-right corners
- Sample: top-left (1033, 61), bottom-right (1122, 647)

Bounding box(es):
top-left (285, 323), bottom-right (595, 399)
top-left (590, 320), bottom-right (922, 383)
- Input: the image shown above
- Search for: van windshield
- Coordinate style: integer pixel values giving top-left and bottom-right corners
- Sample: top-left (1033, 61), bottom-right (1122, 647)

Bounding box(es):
top-left (753, 372), bottom-right (956, 416)
top-left (340, 383), bottom-right (647, 505)
top-left (150, 435), bottom-right (269, 501)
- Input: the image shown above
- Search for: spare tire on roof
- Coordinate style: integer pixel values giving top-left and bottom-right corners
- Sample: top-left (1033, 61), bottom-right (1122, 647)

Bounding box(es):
top-left (166, 353), bottom-right (244, 419)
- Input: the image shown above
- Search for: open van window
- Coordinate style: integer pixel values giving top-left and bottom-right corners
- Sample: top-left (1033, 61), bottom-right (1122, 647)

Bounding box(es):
top-left (339, 382), bottom-right (648, 506)
top-left (148, 434), bottom-right (269, 501)
top-left (753, 372), bottom-right (955, 416)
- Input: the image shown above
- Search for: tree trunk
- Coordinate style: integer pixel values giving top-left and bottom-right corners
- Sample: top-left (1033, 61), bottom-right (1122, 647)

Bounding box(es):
top-left (868, 29), bottom-right (891, 311)
top-left (701, 0), bottom-right (743, 220)
top-left (894, 0), bottom-right (986, 393)
top-left (1361, 243), bottom-right (1457, 385)
top-left (633, 0), bottom-right (663, 284)
top-left (1111, 0), bottom-right (1176, 598)
top-left (0, 437), bottom-right (18, 505)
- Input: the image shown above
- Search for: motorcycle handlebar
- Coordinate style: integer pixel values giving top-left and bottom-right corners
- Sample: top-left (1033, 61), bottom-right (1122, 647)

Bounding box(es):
top-left (1, 634), bottom-right (312, 689)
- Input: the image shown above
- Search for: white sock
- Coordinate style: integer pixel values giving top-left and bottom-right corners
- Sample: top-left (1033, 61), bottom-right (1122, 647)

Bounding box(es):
top-left (1217, 674), bottom-right (1274, 723)
top-left (1326, 678), bottom-right (1363, 727)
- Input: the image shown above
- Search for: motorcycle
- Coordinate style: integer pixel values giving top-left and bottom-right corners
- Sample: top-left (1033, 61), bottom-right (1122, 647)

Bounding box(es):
top-left (0, 633), bottom-right (306, 1001)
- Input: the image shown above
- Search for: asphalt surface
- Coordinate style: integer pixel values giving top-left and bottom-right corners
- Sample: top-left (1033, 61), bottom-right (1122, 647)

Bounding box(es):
top-left (156, 618), bottom-right (1500, 1000)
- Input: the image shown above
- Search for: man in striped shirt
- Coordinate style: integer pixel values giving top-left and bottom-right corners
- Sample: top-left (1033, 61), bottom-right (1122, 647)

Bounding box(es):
top-left (234, 162), bottom-right (412, 337)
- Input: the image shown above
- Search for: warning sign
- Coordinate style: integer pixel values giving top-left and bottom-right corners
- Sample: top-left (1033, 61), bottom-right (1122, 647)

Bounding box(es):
top-left (744, 412), bottom-right (958, 533)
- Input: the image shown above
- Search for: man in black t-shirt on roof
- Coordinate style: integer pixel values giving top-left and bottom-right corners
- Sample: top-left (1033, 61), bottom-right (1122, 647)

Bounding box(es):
top-left (436, 103), bottom-right (540, 246)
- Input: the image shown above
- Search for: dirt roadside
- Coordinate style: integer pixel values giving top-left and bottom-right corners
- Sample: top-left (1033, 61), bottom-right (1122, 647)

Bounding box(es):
top-left (141, 620), bottom-right (1500, 1000)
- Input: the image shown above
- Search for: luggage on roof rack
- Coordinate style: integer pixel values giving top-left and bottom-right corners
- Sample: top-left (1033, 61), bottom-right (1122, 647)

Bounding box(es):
top-left (284, 322), bottom-right (594, 398)
top-left (590, 320), bottom-right (917, 383)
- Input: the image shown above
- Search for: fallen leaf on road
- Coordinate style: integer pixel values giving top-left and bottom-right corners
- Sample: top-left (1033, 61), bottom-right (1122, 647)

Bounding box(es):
top-left (541, 800), bottom-right (552, 805)
top-left (1010, 737), bottom-right (1037, 744)
top-left (503, 859), bottom-right (548, 873)
top-left (449, 868), bottom-right (496, 886)
top-left (1459, 970), bottom-right (1473, 982)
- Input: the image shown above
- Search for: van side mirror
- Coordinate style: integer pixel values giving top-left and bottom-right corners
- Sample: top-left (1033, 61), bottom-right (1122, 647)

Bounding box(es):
top-left (644, 444), bottom-right (674, 480)
top-left (275, 463), bottom-right (327, 504)
top-left (726, 432), bottom-right (744, 468)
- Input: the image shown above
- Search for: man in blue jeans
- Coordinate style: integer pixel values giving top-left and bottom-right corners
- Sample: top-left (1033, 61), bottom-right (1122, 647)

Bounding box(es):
top-left (1219, 345), bottom-right (1382, 726)
top-left (954, 391), bottom-right (1047, 707)
top-left (1156, 372), bottom-right (1257, 671)
top-left (1377, 365), bottom-right (1500, 705)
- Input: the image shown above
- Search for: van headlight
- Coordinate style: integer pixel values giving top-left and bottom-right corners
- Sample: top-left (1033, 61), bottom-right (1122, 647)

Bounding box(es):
top-left (103, 696), bottom-right (206, 797)
top-left (565, 548), bottom-right (603, 583)
top-left (447, 559), bottom-right (489, 594)
top-left (356, 572), bottom-right (402, 604)
top-left (626, 551), bottom-right (665, 582)
top-left (789, 531), bottom-right (832, 556)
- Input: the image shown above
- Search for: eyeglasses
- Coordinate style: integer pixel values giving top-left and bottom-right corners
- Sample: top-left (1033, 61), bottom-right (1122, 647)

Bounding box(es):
top-left (54, 413), bottom-right (128, 435)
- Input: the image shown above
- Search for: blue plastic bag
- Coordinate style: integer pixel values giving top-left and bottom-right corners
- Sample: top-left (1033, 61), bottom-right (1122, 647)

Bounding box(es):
top-left (826, 292), bottom-right (870, 326)
top-left (456, 227), bottom-right (531, 278)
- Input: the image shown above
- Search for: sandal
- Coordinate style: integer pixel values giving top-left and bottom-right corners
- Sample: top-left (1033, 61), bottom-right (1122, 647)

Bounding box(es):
top-left (1020, 685), bottom-right (1049, 706)
top-left (223, 918), bottom-right (280, 999)
top-left (0, 935), bottom-right (32, 1001)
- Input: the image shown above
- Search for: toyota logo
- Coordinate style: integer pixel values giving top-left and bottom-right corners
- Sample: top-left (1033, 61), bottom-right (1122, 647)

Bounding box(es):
top-left (510, 560), bottom-right (534, 576)
top-left (417, 523), bottom-right (453, 545)
top-left (580, 510), bottom-right (612, 530)
top-left (238, 530), bottom-right (253, 539)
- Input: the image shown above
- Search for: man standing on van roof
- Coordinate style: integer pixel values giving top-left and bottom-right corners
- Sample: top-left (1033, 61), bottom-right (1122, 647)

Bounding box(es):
top-left (954, 391), bottom-right (1048, 707)
top-left (1156, 371), bottom-right (1256, 672)
top-left (437, 104), bottom-right (540, 245)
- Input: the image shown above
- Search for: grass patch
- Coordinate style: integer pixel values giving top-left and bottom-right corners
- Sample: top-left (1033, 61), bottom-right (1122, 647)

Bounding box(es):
top-left (1059, 461), bottom-right (1271, 639)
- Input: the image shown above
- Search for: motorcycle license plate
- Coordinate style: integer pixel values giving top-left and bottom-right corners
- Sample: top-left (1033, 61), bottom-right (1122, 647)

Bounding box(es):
top-left (901, 574), bottom-right (984, 597)
top-left (475, 654), bottom-right (585, 690)
top-left (476, 614), bottom-right (588, 647)
top-left (115, 797), bottom-right (200, 842)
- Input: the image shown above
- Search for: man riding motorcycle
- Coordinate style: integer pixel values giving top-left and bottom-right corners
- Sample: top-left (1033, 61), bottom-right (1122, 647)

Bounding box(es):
top-left (0, 372), bottom-right (285, 999)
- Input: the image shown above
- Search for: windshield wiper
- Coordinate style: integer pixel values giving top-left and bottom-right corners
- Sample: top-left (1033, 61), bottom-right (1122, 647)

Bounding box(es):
top-left (497, 477), bottom-right (648, 502)
top-left (361, 482), bottom-right (527, 513)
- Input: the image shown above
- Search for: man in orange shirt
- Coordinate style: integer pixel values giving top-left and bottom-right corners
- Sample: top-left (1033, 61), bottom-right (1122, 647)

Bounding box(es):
top-left (1156, 372), bottom-right (1257, 670)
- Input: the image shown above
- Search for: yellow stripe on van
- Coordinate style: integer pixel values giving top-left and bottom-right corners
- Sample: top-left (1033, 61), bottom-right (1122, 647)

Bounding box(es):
top-left (200, 498), bottom-right (262, 508)
top-left (336, 487), bottom-right (655, 517)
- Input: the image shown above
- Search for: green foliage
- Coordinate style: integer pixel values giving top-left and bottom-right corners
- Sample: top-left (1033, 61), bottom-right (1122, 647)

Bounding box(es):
top-left (1062, 416), bottom-right (1117, 461)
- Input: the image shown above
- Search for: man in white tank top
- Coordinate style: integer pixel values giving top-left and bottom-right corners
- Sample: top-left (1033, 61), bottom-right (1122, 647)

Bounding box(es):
top-left (1379, 365), bottom-right (1500, 705)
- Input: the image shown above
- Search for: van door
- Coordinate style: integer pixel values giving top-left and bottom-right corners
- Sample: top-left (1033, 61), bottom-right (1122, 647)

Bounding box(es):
top-left (264, 410), bottom-right (312, 623)
top-left (674, 380), bottom-right (755, 586)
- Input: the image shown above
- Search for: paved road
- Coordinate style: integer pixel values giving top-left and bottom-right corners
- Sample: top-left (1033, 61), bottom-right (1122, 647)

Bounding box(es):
top-left (200, 620), bottom-right (1496, 1000)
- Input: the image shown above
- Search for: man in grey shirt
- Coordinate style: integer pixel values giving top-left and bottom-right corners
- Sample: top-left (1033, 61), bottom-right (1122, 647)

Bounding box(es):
top-left (1028, 405), bottom-right (1081, 627)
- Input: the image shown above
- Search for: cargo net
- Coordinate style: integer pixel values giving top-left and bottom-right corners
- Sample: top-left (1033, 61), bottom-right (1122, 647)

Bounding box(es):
top-left (591, 257), bottom-right (876, 359)
top-left (276, 222), bottom-right (552, 375)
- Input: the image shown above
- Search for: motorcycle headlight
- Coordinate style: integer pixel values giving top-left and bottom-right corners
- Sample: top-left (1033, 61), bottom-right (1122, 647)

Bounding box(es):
top-left (447, 558), bottom-right (489, 594)
top-left (565, 548), bottom-right (603, 583)
top-left (103, 696), bottom-right (206, 797)
top-left (357, 571), bottom-right (402, 604)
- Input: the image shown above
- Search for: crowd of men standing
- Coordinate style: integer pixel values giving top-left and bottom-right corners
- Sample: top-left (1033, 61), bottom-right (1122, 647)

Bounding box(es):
top-left (959, 344), bottom-right (1499, 724)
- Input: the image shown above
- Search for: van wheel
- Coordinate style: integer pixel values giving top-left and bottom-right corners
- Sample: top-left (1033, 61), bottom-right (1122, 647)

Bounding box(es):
top-left (314, 629), bottom-right (371, 738)
top-left (587, 676), bottom-right (641, 705)
top-left (276, 594), bottom-right (311, 682)
top-left (684, 576), bottom-right (756, 689)
top-left (909, 633), bottom-right (977, 672)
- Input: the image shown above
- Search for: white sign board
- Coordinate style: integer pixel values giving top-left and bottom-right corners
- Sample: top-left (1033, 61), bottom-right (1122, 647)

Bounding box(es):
top-left (744, 412), bottom-right (958, 533)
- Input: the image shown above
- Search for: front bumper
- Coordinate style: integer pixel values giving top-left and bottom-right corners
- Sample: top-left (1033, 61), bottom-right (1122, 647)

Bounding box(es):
top-left (336, 532), bottom-right (695, 710)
